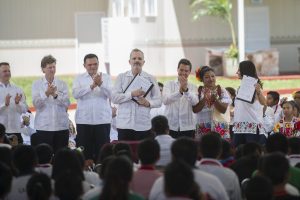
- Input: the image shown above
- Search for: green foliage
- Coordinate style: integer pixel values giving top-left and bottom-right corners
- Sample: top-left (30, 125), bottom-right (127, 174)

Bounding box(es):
top-left (190, 0), bottom-right (237, 58)
top-left (225, 44), bottom-right (238, 59)
top-left (190, 0), bottom-right (232, 21)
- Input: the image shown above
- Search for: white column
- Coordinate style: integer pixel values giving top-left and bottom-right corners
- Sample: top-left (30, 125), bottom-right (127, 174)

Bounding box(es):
top-left (237, 0), bottom-right (245, 62)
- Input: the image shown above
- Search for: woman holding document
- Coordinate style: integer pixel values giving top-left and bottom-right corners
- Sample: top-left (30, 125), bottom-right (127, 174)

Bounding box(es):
top-left (233, 60), bottom-right (266, 147)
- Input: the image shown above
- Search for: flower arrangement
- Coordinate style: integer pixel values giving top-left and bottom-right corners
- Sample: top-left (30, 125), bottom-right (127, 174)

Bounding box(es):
top-left (195, 66), bottom-right (202, 82)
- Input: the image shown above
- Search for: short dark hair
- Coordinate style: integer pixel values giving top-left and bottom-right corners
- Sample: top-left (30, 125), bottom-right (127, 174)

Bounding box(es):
top-left (164, 160), bottom-right (198, 199)
top-left (151, 115), bottom-right (169, 135)
top-left (242, 142), bottom-right (262, 157)
top-left (41, 55), bottom-right (56, 68)
top-left (258, 152), bottom-right (289, 185)
top-left (244, 176), bottom-right (273, 200)
top-left (0, 62), bottom-right (9, 68)
top-left (0, 162), bottom-right (12, 199)
top-left (171, 137), bottom-right (198, 166)
top-left (55, 170), bottom-right (83, 200)
top-left (288, 137), bottom-right (300, 154)
top-left (27, 173), bottom-right (52, 200)
top-left (0, 124), bottom-right (5, 138)
top-left (199, 132), bottom-right (222, 158)
top-left (35, 144), bottom-right (53, 164)
top-left (13, 145), bottom-right (37, 175)
top-left (267, 91), bottom-right (280, 102)
top-left (158, 82), bottom-right (164, 88)
top-left (83, 53), bottom-right (98, 64)
top-left (113, 143), bottom-right (133, 161)
top-left (177, 58), bottom-right (192, 71)
top-left (138, 139), bottom-right (160, 165)
top-left (265, 134), bottom-right (288, 154)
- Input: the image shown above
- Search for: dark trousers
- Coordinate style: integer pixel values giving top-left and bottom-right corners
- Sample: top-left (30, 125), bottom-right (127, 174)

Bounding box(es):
top-left (169, 130), bottom-right (195, 139)
top-left (117, 129), bottom-right (153, 141)
top-left (6, 133), bottom-right (23, 144)
top-left (31, 130), bottom-right (69, 153)
top-left (76, 124), bottom-right (111, 161)
top-left (233, 133), bottom-right (267, 148)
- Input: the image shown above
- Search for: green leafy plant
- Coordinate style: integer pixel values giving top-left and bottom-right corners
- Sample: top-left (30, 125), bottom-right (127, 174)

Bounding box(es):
top-left (190, 0), bottom-right (238, 59)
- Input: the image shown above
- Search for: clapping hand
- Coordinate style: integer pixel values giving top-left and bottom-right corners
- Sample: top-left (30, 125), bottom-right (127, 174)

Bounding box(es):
top-left (45, 83), bottom-right (57, 97)
top-left (15, 93), bottom-right (22, 104)
top-left (93, 72), bottom-right (103, 87)
top-left (178, 75), bottom-right (188, 93)
top-left (5, 94), bottom-right (11, 106)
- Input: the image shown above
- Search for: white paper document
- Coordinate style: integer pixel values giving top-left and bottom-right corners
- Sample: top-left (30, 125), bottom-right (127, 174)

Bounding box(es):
top-left (236, 75), bottom-right (258, 103)
top-left (125, 75), bottom-right (153, 97)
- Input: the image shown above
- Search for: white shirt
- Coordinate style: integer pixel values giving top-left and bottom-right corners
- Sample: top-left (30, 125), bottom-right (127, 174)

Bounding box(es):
top-left (162, 80), bottom-right (198, 131)
top-left (150, 104), bottom-right (165, 119)
top-left (234, 97), bottom-right (264, 134)
top-left (0, 82), bottom-right (28, 133)
top-left (112, 70), bottom-right (162, 131)
top-left (73, 72), bottom-right (112, 125)
top-left (149, 168), bottom-right (229, 200)
top-left (197, 158), bottom-right (242, 200)
top-left (32, 77), bottom-right (70, 131)
top-left (263, 106), bottom-right (275, 134)
top-left (289, 155), bottom-right (300, 167)
top-left (6, 175), bottom-right (32, 200)
top-left (272, 104), bottom-right (283, 123)
top-left (155, 134), bottom-right (174, 166)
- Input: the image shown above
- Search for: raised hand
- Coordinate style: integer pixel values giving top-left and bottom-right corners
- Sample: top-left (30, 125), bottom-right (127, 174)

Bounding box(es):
top-left (14, 93), bottom-right (22, 104)
top-left (45, 83), bottom-right (57, 97)
top-left (178, 75), bottom-right (188, 92)
top-left (5, 94), bottom-right (11, 106)
top-left (93, 72), bottom-right (103, 87)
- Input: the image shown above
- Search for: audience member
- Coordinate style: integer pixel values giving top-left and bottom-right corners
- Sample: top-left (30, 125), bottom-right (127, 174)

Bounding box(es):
top-left (7, 145), bottom-right (37, 199)
top-left (288, 137), bottom-right (300, 166)
top-left (164, 160), bottom-right (203, 200)
top-left (244, 176), bottom-right (273, 200)
top-left (151, 115), bottom-right (174, 167)
top-left (149, 137), bottom-right (229, 200)
top-left (198, 133), bottom-right (242, 200)
top-left (35, 143), bottom-right (53, 176)
top-left (27, 173), bottom-right (52, 200)
top-left (0, 162), bottom-right (13, 199)
top-left (130, 139), bottom-right (162, 198)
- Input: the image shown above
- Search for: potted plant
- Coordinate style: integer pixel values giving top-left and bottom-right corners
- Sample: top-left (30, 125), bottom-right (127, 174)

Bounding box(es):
top-left (190, 0), bottom-right (238, 76)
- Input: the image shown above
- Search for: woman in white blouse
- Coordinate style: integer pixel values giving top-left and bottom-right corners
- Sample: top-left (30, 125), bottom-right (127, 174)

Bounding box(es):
top-left (233, 60), bottom-right (266, 147)
top-left (32, 55), bottom-right (70, 152)
top-left (192, 66), bottom-right (231, 139)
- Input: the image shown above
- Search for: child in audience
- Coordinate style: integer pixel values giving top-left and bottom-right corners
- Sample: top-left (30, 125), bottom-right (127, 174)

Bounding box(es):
top-left (266, 91), bottom-right (282, 122)
top-left (35, 143), bottom-right (53, 176)
top-left (27, 173), bottom-right (52, 200)
top-left (273, 101), bottom-right (300, 137)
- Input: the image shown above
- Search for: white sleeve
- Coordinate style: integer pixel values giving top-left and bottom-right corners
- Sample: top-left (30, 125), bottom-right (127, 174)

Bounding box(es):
top-left (111, 73), bottom-right (132, 104)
